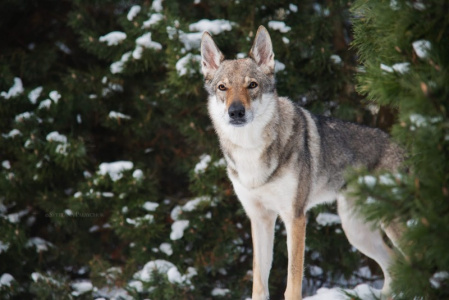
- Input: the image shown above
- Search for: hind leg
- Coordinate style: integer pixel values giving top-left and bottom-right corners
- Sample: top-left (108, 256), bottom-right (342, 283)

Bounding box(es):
top-left (337, 194), bottom-right (394, 295)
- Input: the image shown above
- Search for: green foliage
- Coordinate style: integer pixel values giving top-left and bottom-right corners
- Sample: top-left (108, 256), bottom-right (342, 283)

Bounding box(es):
top-left (0, 0), bottom-right (388, 299)
top-left (351, 0), bottom-right (449, 298)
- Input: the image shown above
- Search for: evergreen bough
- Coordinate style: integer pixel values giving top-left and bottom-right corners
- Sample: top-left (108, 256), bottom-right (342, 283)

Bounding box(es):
top-left (351, 0), bottom-right (449, 298)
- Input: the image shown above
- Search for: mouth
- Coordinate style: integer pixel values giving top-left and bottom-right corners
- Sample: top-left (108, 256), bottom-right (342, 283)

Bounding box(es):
top-left (229, 119), bottom-right (247, 127)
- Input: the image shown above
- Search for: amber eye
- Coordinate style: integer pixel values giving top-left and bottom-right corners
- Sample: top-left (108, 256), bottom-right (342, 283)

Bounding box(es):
top-left (218, 84), bottom-right (227, 91)
top-left (248, 82), bottom-right (258, 89)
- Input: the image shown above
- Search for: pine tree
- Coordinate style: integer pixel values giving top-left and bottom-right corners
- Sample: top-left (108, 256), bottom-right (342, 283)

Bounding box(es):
top-left (0, 0), bottom-right (389, 298)
top-left (351, 0), bottom-right (449, 298)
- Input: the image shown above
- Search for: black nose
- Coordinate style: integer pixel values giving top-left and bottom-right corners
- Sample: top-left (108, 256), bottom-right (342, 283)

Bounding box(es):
top-left (228, 102), bottom-right (245, 120)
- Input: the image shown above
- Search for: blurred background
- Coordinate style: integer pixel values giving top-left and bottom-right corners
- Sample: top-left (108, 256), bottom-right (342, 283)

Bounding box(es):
top-left (0, 0), bottom-right (447, 299)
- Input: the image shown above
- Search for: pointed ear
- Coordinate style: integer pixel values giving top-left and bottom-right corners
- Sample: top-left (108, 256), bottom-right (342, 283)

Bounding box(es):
top-left (249, 26), bottom-right (275, 74)
top-left (201, 32), bottom-right (224, 79)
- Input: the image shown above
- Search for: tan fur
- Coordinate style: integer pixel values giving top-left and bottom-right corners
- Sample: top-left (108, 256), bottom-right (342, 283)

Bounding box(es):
top-left (224, 83), bottom-right (252, 109)
top-left (284, 216), bottom-right (307, 300)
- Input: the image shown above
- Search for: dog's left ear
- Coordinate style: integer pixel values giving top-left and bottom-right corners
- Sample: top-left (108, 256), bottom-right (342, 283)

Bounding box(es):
top-left (201, 32), bottom-right (224, 80)
top-left (249, 26), bottom-right (275, 74)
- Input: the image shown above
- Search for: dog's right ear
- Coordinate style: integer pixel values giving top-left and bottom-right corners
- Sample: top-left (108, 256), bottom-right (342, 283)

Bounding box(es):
top-left (201, 32), bottom-right (224, 79)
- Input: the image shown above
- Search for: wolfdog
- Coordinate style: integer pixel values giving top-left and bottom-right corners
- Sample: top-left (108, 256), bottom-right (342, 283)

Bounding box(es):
top-left (200, 25), bottom-right (403, 299)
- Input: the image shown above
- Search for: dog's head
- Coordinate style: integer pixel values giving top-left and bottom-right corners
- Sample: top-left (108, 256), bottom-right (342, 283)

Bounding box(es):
top-left (201, 26), bottom-right (276, 128)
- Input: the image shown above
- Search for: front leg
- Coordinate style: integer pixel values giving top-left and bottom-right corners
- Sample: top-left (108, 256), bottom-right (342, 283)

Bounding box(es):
top-left (283, 214), bottom-right (306, 300)
top-left (249, 209), bottom-right (277, 300)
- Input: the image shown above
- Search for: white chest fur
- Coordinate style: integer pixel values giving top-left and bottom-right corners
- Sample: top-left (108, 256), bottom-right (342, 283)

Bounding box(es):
top-left (229, 164), bottom-right (299, 218)
top-left (226, 146), bottom-right (276, 189)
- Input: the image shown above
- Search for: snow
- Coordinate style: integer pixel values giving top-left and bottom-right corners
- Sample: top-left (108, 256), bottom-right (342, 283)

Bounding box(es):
top-left (379, 174), bottom-right (395, 185)
top-left (133, 169), bottom-right (144, 180)
top-left (213, 158), bottom-right (226, 167)
top-left (126, 214), bottom-right (154, 227)
top-left (289, 4), bottom-right (298, 12)
top-left (46, 131), bottom-right (67, 143)
top-left (392, 62), bottom-right (410, 74)
top-left (26, 237), bottom-right (54, 252)
top-left (110, 51), bottom-right (132, 74)
top-left (167, 267), bottom-right (183, 283)
top-left (159, 243), bottom-right (173, 256)
top-left (381, 62), bottom-right (410, 74)
top-left (358, 175), bottom-right (377, 187)
top-left (135, 259), bottom-right (175, 282)
top-left (309, 266), bottom-right (324, 276)
top-left (390, 0), bottom-right (399, 10)
top-left (109, 111), bottom-right (131, 120)
top-left (170, 220), bottom-right (190, 240)
top-left (28, 86), bottom-right (43, 104)
top-left (71, 280), bottom-right (93, 296)
top-left (134, 260), bottom-right (197, 290)
top-left (0, 241), bottom-right (10, 254)
top-left (366, 196), bottom-right (376, 204)
top-left (0, 273), bottom-right (14, 287)
top-left (38, 99), bottom-right (52, 109)
top-left (380, 63), bottom-right (393, 73)
top-left (194, 154), bottom-right (211, 174)
top-left (131, 46), bottom-right (143, 59)
top-left (170, 205), bottom-right (182, 220)
top-left (188, 19), bottom-right (234, 35)
top-left (316, 212), bottom-right (341, 226)
top-left (179, 31), bottom-right (203, 51)
top-left (142, 13), bottom-right (164, 29)
top-left (176, 53), bottom-right (201, 77)
top-left (135, 33), bottom-right (162, 50)
top-left (313, 3), bottom-right (330, 16)
top-left (31, 272), bottom-right (43, 282)
top-left (56, 41), bottom-right (71, 54)
top-left (49, 90), bottom-right (61, 103)
top-left (99, 31), bottom-right (127, 46)
top-left (95, 287), bottom-right (132, 300)
top-left (98, 161), bottom-right (134, 181)
top-left (143, 201), bottom-right (159, 211)
top-left (304, 284), bottom-right (381, 300)
top-left (6, 209), bottom-right (29, 224)
top-left (128, 280), bottom-right (143, 292)
top-left (127, 5), bottom-right (141, 21)
top-left (168, 266), bottom-right (196, 286)
top-left (211, 287), bottom-right (230, 296)
top-left (151, 0), bottom-right (163, 12)
top-left (183, 196), bottom-right (211, 212)
top-left (330, 54), bottom-right (342, 64)
top-left (31, 272), bottom-right (63, 287)
top-left (1, 77), bottom-right (24, 99)
top-left (412, 1), bottom-right (426, 10)
top-left (275, 60), bottom-right (286, 73)
top-left (170, 196), bottom-right (213, 223)
top-left (409, 113), bottom-right (427, 127)
top-left (430, 271), bottom-right (449, 289)
top-left (268, 21), bottom-right (291, 33)
top-left (412, 40), bottom-right (431, 59)
top-left (55, 142), bottom-right (69, 155)
top-left (89, 225), bottom-right (99, 233)
top-left (2, 128), bottom-right (21, 138)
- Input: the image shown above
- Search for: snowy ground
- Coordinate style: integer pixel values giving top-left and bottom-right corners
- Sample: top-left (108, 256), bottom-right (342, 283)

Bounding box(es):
top-left (304, 284), bottom-right (381, 300)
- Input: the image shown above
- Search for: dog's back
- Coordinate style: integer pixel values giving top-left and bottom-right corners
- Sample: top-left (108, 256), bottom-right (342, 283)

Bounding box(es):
top-left (313, 113), bottom-right (403, 188)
